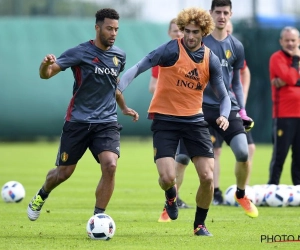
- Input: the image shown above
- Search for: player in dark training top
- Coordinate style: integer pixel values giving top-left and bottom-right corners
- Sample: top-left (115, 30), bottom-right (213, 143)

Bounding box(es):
top-left (202, 0), bottom-right (258, 217)
top-left (27, 8), bottom-right (139, 222)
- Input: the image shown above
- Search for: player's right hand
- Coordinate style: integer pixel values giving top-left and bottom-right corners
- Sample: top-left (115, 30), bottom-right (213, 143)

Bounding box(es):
top-left (216, 116), bottom-right (229, 131)
top-left (42, 54), bottom-right (56, 65)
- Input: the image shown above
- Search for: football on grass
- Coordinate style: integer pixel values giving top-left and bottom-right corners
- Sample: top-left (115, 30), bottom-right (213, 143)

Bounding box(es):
top-left (1, 181), bottom-right (25, 203)
top-left (86, 213), bottom-right (116, 240)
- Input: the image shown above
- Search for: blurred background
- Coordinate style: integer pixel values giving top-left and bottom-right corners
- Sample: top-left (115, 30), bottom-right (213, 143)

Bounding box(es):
top-left (1, 0), bottom-right (300, 142)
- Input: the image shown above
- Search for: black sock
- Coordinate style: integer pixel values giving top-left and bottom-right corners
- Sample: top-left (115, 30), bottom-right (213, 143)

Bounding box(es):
top-left (214, 187), bottom-right (220, 193)
top-left (194, 206), bottom-right (208, 229)
top-left (165, 185), bottom-right (177, 200)
top-left (94, 207), bottom-right (105, 215)
top-left (38, 187), bottom-right (50, 200)
top-left (235, 187), bottom-right (245, 199)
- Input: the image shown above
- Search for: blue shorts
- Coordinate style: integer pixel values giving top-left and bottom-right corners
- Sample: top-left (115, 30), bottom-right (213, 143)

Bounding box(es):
top-left (55, 121), bottom-right (122, 166)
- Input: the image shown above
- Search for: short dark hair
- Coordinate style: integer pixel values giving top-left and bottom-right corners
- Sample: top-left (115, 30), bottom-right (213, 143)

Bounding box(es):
top-left (211, 0), bottom-right (232, 11)
top-left (95, 8), bottom-right (119, 24)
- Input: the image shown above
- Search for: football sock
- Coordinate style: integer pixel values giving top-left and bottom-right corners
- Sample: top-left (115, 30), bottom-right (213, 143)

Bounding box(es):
top-left (194, 206), bottom-right (208, 228)
top-left (214, 187), bottom-right (220, 193)
top-left (94, 207), bottom-right (105, 215)
top-left (38, 187), bottom-right (50, 200)
top-left (236, 187), bottom-right (245, 199)
top-left (165, 186), bottom-right (176, 199)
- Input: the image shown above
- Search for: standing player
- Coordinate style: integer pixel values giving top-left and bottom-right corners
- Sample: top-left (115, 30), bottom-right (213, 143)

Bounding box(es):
top-left (148, 18), bottom-right (191, 223)
top-left (209, 20), bottom-right (256, 204)
top-left (268, 26), bottom-right (300, 185)
top-left (119, 7), bottom-right (230, 236)
top-left (201, 0), bottom-right (258, 217)
top-left (27, 8), bottom-right (139, 221)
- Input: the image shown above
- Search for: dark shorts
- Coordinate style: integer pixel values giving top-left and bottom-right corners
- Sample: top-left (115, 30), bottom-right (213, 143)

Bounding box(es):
top-left (209, 127), bottom-right (254, 148)
top-left (203, 108), bottom-right (245, 145)
top-left (151, 119), bottom-right (214, 162)
top-left (55, 121), bottom-right (122, 166)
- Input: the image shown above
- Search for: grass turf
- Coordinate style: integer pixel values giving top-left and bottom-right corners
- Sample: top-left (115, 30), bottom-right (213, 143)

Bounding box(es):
top-left (0, 139), bottom-right (299, 250)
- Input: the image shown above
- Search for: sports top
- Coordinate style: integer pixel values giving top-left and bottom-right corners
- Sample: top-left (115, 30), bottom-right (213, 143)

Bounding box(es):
top-left (56, 40), bottom-right (126, 123)
top-left (118, 39), bottom-right (230, 122)
top-left (148, 39), bottom-right (210, 116)
top-left (202, 34), bottom-right (245, 111)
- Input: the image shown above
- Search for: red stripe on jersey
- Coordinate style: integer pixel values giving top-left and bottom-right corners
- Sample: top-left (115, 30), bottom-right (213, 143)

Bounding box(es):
top-left (66, 66), bottom-right (82, 121)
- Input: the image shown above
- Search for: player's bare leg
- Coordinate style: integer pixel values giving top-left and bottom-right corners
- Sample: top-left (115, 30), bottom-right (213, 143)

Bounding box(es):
top-left (193, 156), bottom-right (214, 236)
top-left (94, 151), bottom-right (118, 214)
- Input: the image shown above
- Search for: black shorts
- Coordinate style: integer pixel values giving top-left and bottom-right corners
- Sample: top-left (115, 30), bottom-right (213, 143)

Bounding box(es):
top-left (55, 121), bottom-right (122, 166)
top-left (209, 127), bottom-right (254, 148)
top-left (203, 108), bottom-right (245, 145)
top-left (151, 119), bottom-right (214, 162)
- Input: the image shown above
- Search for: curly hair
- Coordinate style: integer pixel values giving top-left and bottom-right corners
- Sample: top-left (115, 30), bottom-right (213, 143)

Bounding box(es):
top-left (176, 7), bottom-right (215, 37)
top-left (95, 8), bottom-right (119, 24)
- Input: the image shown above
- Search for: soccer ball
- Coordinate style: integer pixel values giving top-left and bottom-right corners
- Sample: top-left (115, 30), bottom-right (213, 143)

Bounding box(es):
top-left (224, 184), bottom-right (238, 206)
top-left (287, 185), bottom-right (300, 206)
top-left (245, 185), bottom-right (256, 203)
top-left (265, 184), bottom-right (289, 207)
top-left (1, 181), bottom-right (25, 203)
top-left (86, 213), bottom-right (116, 240)
top-left (224, 184), bottom-right (255, 206)
top-left (252, 184), bottom-right (267, 206)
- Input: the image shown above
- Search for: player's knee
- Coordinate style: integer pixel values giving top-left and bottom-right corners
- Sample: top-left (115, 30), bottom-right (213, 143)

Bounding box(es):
top-left (199, 171), bottom-right (213, 185)
top-left (235, 149), bottom-right (248, 162)
top-left (175, 154), bottom-right (190, 165)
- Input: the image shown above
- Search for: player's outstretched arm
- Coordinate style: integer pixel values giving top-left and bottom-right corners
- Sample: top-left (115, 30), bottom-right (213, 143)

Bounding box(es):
top-left (39, 54), bottom-right (61, 79)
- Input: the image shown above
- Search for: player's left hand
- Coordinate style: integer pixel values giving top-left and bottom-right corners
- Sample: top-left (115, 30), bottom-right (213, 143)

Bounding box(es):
top-left (122, 107), bottom-right (139, 122)
top-left (239, 108), bottom-right (254, 132)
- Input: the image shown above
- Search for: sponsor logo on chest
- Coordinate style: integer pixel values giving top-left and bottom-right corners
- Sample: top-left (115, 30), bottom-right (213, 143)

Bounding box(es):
top-left (94, 66), bottom-right (118, 76)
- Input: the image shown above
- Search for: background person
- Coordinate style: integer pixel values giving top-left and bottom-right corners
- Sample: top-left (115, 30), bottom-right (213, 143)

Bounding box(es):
top-left (268, 26), bottom-right (300, 185)
top-left (201, 0), bottom-right (257, 217)
top-left (209, 19), bottom-right (256, 205)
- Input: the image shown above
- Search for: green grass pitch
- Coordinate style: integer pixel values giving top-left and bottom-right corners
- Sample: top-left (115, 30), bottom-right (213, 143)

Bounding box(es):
top-left (0, 139), bottom-right (299, 250)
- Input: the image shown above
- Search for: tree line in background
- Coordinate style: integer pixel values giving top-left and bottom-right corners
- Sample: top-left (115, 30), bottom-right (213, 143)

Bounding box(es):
top-left (0, 0), bottom-right (141, 18)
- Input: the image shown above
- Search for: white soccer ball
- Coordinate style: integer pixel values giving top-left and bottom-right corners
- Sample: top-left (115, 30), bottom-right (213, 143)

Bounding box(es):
top-left (287, 185), bottom-right (300, 206)
top-left (224, 184), bottom-right (238, 206)
top-left (224, 184), bottom-right (256, 206)
top-left (86, 213), bottom-right (116, 240)
top-left (245, 185), bottom-right (256, 203)
top-left (1, 181), bottom-right (25, 203)
top-left (265, 184), bottom-right (289, 207)
top-left (252, 184), bottom-right (267, 206)
top-left (263, 184), bottom-right (277, 206)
